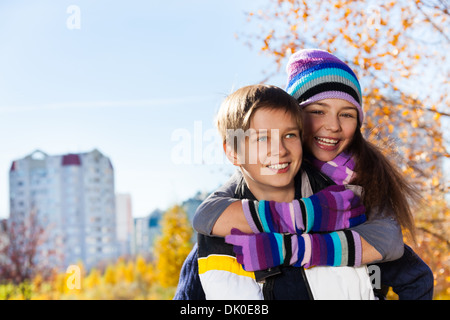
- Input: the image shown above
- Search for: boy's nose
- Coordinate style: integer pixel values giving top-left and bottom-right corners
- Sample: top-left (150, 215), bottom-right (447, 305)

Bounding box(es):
top-left (271, 136), bottom-right (288, 157)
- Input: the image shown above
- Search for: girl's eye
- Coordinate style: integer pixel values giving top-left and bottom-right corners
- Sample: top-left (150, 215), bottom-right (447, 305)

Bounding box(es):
top-left (309, 110), bottom-right (324, 115)
top-left (340, 113), bottom-right (356, 118)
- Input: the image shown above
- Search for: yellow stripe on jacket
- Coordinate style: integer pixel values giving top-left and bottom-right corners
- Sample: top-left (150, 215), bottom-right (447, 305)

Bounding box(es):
top-left (198, 254), bottom-right (255, 279)
top-left (198, 254), bottom-right (263, 300)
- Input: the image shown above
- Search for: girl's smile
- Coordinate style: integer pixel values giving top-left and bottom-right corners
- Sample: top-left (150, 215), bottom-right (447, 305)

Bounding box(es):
top-left (314, 136), bottom-right (341, 150)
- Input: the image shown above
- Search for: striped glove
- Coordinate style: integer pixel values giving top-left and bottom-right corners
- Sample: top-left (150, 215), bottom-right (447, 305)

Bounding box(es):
top-left (225, 228), bottom-right (362, 272)
top-left (242, 185), bottom-right (366, 234)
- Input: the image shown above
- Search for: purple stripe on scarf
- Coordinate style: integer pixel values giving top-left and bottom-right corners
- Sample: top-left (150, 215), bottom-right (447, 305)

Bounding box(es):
top-left (310, 152), bottom-right (356, 185)
top-left (279, 202), bottom-right (293, 234)
top-left (327, 194), bottom-right (338, 231)
top-left (310, 234), bottom-right (321, 267)
top-left (242, 200), bottom-right (260, 233)
top-left (333, 152), bottom-right (355, 168)
top-left (269, 201), bottom-right (281, 233)
top-left (318, 235), bottom-right (328, 265)
top-left (258, 234), bottom-right (270, 270)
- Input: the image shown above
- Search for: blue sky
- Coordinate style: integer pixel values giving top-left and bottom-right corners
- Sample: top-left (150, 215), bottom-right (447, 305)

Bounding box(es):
top-left (0, 0), bottom-right (288, 218)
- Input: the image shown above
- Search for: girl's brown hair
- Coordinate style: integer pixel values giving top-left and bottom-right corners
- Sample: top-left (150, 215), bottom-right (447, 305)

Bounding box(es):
top-left (349, 128), bottom-right (420, 241)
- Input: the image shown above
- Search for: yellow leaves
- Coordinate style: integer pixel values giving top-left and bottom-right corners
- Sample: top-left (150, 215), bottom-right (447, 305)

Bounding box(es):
top-left (362, 43), bottom-right (371, 54)
top-left (103, 265), bottom-right (116, 285)
top-left (402, 18), bottom-right (413, 29)
top-left (154, 205), bottom-right (193, 288)
top-left (344, 8), bottom-right (351, 18)
top-left (0, 244), bottom-right (191, 299)
top-left (327, 35), bottom-right (337, 44)
top-left (431, 176), bottom-right (440, 187)
top-left (84, 268), bottom-right (101, 289)
top-left (372, 62), bottom-right (382, 70)
top-left (390, 33), bottom-right (400, 46)
top-left (136, 255), bottom-right (147, 275)
top-left (388, 124), bottom-right (394, 133)
top-left (343, 33), bottom-right (353, 43)
top-left (261, 31), bottom-right (274, 51)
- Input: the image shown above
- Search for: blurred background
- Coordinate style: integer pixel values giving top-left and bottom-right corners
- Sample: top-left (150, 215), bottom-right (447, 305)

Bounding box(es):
top-left (0, 0), bottom-right (448, 299)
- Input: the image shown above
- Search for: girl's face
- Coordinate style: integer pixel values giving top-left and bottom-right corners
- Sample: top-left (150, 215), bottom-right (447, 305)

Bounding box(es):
top-left (302, 98), bottom-right (359, 162)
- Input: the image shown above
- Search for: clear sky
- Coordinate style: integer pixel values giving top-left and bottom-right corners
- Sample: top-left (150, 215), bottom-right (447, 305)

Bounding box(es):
top-left (0, 0), bottom-right (289, 218)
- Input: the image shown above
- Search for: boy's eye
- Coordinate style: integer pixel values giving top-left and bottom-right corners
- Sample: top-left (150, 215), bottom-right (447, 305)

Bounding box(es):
top-left (257, 136), bottom-right (267, 142)
top-left (285, 133), bottom-right (297, 139)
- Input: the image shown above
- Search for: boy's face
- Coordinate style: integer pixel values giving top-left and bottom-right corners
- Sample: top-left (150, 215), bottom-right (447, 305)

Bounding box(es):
top-left (302, 98), bottom-right (358, 162)
top-left (233, 107), bottom-right (302, 199)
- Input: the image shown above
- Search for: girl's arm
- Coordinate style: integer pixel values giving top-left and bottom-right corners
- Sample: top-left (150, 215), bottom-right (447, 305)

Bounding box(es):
top-left (211, 201), bottom-right (389, 264)
top-left (194, 174), bottom-right (401, 265)
top-left (351, 207), bottom-right (404, 263)
top-left (192, 171), bottom-right (244, 235)
top-left (211, 204), bottom-right (403, 265)
top-left (195, 197), bottom-right (399, 265)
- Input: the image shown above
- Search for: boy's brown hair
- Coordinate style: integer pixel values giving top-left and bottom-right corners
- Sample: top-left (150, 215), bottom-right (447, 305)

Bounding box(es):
top-left (216, 84), bottom-right (302, 150)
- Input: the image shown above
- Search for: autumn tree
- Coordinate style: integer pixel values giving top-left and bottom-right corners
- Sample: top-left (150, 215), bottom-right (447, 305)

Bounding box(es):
top-left (240, 0), bottom-right (449, 297)
top-left (153, 205), bottom-right (193, 288)
top-left (0, 210), bottom-right (49, 286)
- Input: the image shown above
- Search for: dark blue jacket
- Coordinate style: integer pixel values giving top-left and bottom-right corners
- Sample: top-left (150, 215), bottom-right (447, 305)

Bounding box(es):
top-left (173, 242), bottom-right (206, 300)
top-left (376, 244), bottom-right (434, 299)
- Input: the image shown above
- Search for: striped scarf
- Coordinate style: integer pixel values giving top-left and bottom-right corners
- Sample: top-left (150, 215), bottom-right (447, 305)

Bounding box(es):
top-left (309, 152), bottom-right (356, 185)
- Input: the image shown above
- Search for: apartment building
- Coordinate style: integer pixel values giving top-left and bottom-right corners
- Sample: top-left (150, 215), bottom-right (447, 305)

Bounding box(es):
top-left (115, 193), bottom-right (133, 257)
top-left (9, 149), bottom-right (117, 270)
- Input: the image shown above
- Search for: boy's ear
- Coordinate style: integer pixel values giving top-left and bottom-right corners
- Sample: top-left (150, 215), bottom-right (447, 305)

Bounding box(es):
top-left (223, 142), bottom-right (240, 166)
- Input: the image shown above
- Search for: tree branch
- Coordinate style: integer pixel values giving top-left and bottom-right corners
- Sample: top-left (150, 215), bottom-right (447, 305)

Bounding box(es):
top-left (417, 227), bottom-right (450, 247)
top-left (415, 1), bottom-right (450, 43)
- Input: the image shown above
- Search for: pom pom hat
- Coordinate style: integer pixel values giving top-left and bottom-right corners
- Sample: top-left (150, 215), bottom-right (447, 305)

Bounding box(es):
top-left (286, 49), bottom-right (364, 124)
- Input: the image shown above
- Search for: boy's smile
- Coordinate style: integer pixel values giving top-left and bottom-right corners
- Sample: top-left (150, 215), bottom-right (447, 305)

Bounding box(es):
top-left (266, 162), bottom-right (290, 173)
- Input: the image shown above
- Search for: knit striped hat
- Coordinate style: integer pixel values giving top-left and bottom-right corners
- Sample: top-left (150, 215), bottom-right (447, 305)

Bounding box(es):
top-left (285, 49), bottom-right (364, 124)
